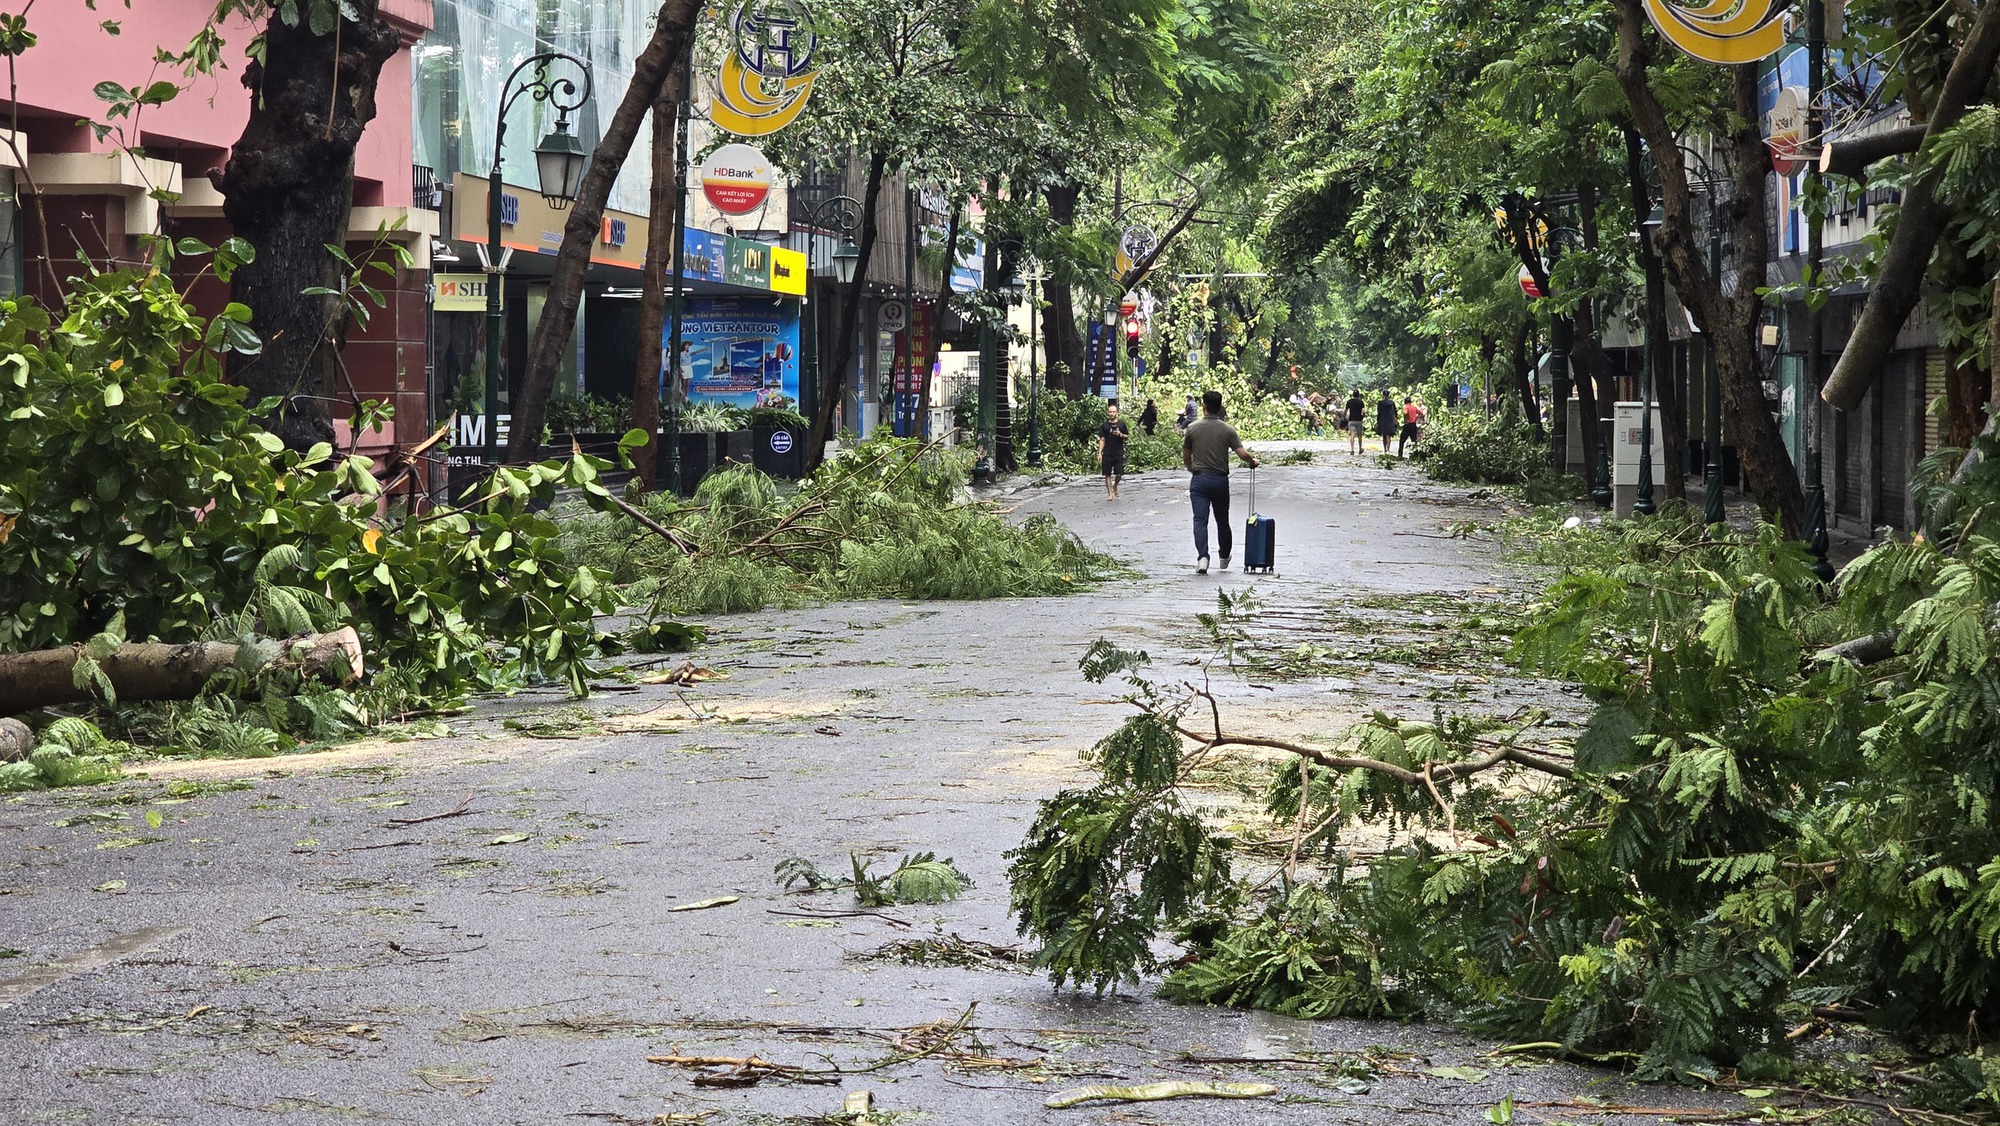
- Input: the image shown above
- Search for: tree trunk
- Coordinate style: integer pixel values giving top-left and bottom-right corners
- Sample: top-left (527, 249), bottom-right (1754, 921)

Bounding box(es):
top-left (217, 3), bottom-right (398, 453)
top-left (1624, 123), bottom-right (1687, 501)
top-left (630, 58), bottom-right (689, 493)
top-left (1822, 0), bottom-right (2000, 411)
top-left (1042, 181), bottom-right (1086, 397)
top-left (503, 0), bottom-right (705, 465)
top-left (1512, 317), bottom-right (1540, 434)
top-left (916, 196), bottom-right (963, 436)
top-left (0, 629), bottom-right (363, 715)
top-left (805, 150), bottom-right (888, 471)
top-left (1613, 0), bottom-right (1803, 534)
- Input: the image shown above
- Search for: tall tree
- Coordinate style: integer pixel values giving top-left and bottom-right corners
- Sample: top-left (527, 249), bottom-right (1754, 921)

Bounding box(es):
top-left (211, 0), bottom-right (399, 453)
top-left (1608, 0), bottom-right (1802, 533)
top-left (503, 0), bottom-right (705, 466)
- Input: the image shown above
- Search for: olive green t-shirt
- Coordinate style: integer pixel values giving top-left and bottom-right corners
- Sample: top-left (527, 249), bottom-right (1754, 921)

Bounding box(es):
top-left (1183, 417), bottom-right (1242, 475)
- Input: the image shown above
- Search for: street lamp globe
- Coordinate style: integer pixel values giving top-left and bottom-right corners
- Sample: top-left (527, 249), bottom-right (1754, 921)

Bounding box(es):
top-left (831, 236), bottom-right (860, 285)
top-left (534, 123), bottom-right (589, 209)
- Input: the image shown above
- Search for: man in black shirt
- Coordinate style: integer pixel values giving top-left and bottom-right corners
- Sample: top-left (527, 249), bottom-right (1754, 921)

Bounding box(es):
top-left (1098, 402), bottom-right (1131, 499)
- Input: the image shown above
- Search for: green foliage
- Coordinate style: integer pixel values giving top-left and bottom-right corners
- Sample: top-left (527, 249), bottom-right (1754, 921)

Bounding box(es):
top-left (561, 436), bottom-right (1128, 613)
top-left (0, 718), bottom-right (126, 793)
top-left (776, 851), bottom-right (972, 906)
top-left (545, 389), bottom-right (631, 435)
top-left (1413, 407), bottom-right (1551, 486)
top-left (1009, 466), bottom-right (2000, 1097)
top-left (0, 251), bottom-right (650, 762)
top-left (1005, 645), bottom-right (1237, 993)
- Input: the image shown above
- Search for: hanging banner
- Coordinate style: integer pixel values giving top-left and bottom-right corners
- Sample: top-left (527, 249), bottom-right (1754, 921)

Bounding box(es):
top-left (1643, 0), bottom-right (1787, 65)
top-left (712, 0), bottom-right (818, 137)
top-left (701, 143), bottom-right (775, 214)
top-left (675, 297), bottom-right (802, 410)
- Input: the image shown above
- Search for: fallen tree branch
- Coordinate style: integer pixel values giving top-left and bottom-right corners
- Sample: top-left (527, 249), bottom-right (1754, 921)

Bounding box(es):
top-left (0, 628), bottom-right (363, 715)
top-left (600, 488), bottom-right (698, 556)
top-left (1812, 632), bottom-right (1899, 667)
top-left (1172, 723), bottom-right (1574, 783)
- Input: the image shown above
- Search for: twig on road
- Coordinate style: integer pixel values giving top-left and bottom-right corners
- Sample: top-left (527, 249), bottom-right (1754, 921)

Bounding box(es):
top-left (766, 907), bottom-right (912, 929)
top-left (385, 792), bottom-right (476, 826)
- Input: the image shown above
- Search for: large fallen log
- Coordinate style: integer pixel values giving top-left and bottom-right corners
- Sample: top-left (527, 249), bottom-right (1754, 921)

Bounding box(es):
top-left (0, 628), bottom-right (363, 715)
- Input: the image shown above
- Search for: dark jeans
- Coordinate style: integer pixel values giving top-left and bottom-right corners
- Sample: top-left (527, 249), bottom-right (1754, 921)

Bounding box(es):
top-left (1398, 423), bottom-right (1421, 456)
top-left (1189, 471), bottom-right (1232, 560)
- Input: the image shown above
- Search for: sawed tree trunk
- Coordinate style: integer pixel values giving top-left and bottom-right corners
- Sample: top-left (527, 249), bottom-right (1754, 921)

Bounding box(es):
top-left (0, 629), bottom-right (363, 714)
top-left (217, 2), bottom-right (398, 453)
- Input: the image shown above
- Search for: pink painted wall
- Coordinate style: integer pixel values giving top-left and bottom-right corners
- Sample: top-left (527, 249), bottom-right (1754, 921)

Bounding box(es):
top-left (4, 0), bottom-right (427, 205)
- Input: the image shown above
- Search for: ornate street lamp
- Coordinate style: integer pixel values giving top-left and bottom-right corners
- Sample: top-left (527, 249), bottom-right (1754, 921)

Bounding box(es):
top-left (1023, 260), bottom-right (1047, 467)
top-left (797, 194), bottom-right (863, 463)
top-left (482, 52), bottom-right (592, 468)
top-left (1635, 202), bottom-right (1665, 516)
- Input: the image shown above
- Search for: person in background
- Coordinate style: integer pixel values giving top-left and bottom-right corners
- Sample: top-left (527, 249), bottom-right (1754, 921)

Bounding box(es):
top-left (1139, 398), bottom-right (1159, 436)
top-left (1175, 395), bottom-right (1199, 433)
top-left (1345, 389), bottom-right (1367, 455)
top-left (1182, 390), bottom-right (1260, 574)
top-left (1308, 391), bottom-right (1329, 437)
top-left (1375, 389), bottom-right (1398, 454)
top-left (1398, 395), bottom-right (1427, 457)
top-left (1098, 402), bottom-right (1131, 500)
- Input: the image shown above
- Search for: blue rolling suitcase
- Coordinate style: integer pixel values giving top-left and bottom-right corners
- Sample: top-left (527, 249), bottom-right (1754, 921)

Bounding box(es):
top-left (1242, 467), bottom-right (1276, 573)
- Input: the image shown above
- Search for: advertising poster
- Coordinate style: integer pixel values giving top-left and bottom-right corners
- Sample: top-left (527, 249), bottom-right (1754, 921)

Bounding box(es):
top-left (674, 297), bottom-right (801, 410)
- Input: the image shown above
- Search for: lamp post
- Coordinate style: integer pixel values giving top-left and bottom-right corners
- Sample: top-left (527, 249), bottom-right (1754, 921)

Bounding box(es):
top-left (1803, 0), bottom-right (1835, 581)
top-left (1024, 261), bottom-right (1046, 467)
top-left (1635, 202), bottom-right (1664, 516)
top-left (1677, 144), bottom-right (1729, 527)
top-left (482, 53), bottom-right (592, 469)
top-left (797, 194), bottom-right (862, 463)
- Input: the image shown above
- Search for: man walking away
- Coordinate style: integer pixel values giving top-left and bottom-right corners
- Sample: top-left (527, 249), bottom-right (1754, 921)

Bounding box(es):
top-left (1139, 398), bottom-right (1159, 436)
top-left (1183, 390), bottom-right (1260, 574)
top-left (1375, 389), bottom-right (1398, 454)
top-left (1398, 396), bottom-right (1426, 457)
top-left (1098, 402), bottom-right (1131, 500)
top-left (1345, 389), bottom-right (1366, 454)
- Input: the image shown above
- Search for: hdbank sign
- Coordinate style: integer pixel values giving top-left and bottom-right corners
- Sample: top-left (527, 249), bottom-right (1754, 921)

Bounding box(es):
top-left (672, 297), bottom-right (801, 411)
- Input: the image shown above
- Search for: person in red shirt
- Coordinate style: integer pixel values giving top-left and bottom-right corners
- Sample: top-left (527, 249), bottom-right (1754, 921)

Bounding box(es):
top-left (1397, 396), bottom-right (1426, 457)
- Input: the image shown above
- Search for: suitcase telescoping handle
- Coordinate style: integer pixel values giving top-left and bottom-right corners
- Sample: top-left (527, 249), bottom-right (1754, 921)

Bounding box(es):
top-left (1246, 463), bottom-right (1257, 518)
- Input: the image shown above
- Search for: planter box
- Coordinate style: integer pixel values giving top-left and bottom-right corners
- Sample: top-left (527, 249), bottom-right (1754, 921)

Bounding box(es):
top-left (674, 432), bottom-right (714, 496)
top-left (750, 425), bottom-right (806, 479)
top-left (716, 429), bottom-right (754, 470)
top-left (543, 431), bottom-right (623, 462)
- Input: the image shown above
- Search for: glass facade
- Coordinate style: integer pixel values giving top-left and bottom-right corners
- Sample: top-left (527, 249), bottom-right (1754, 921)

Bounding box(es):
top-left (413, 0), bottom-right (653, 215)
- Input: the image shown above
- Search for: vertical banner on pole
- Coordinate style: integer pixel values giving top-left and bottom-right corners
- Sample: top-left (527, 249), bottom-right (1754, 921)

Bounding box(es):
top-left (891, 303), bottom-right (931, 436)
top-left (1084, 323), bottom-right (1118, 399)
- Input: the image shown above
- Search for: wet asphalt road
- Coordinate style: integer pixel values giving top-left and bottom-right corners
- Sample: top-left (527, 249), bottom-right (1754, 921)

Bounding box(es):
top-left (1, 445), bottom-right (1770, 1125)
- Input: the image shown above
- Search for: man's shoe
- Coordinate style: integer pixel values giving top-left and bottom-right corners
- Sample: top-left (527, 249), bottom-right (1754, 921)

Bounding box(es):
top-left (1219, 555), bottom-right (1231, 571)
top-left (1196, 556), bottom-right (1209, 575)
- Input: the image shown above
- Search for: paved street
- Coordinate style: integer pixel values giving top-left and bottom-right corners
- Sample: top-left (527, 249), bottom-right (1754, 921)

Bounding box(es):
top-left (1, 447), bottom-right (1754, 1125)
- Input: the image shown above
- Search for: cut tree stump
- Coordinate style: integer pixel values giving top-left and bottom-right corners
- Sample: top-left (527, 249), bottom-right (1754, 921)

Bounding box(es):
top-left (0, 628), bottom-right (363, 715)
top-left (0, 718), bottom-right (30, 761)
